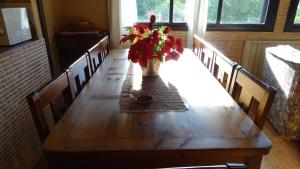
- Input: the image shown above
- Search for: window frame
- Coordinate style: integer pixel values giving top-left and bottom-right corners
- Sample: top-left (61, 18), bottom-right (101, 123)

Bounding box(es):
top-left (136, 0), bottom-right (188, 31)
top-left (284, 0), bottom-right (300, 32)
top-left (207, 0), bottom-right (280, 32)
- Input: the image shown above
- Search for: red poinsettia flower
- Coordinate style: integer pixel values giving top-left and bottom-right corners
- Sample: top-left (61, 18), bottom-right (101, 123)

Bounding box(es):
top-left (120, 15), bottom-right (184, 68)
top-left (153, 37), bottom-right (160, 44)
top-left (120, 35), bottom-right (129, 43)
top-left (163, 27), bottom-right (171, 34)
top-left (170, 51), bottom-right (180, 61)
top-left (152, 30), bottom-right (159, 38)
top-left (168, 36), bottom-right (175, 45)
top-left (130, 34), bottom-right (136, 41)
top-left (175, 38), bottom-right (184, 54)
top-left (133, 24), bottom-right (149, 30)
top-left (139, 55), bottom-right (148, 68)
top-left (165, 53), bottom-right (172, 61)
top-left (139, 27), bottom-right (145, 34)
top-left (150, 15), bottom-right (156, 24)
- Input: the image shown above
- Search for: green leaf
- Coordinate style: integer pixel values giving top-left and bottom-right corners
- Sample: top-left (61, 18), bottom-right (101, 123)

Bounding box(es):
top-left (158, 26), bottom-right (166, 32)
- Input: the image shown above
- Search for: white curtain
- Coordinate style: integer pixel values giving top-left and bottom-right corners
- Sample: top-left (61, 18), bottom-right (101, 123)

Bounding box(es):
top-left (186, 0), bottom-right (208, 48)
top-left (109, 0), bottom-right (137, 49)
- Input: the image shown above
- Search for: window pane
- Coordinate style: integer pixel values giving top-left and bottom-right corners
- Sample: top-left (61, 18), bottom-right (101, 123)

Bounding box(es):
top-left (136, 0), bottom-right (170, 22)
top-left (221, 0), bottom-right (268, 24)
top-left (294, 3), bottom-right (300, 24)
top-left (173, 0), bottom-right (187, 22)
top-left (208, 0), bottom-right (219, 24)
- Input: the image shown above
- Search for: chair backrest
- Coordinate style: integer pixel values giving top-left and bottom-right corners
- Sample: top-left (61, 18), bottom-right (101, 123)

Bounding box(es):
top-left (212, 53), bottom-right (238, 91)
top-left (201, 47), bottom-right (215, 72)
top-left (99, 35), bottom-right (110, 60)
top-left (27, 72), bottom-right (72, 141)
top-left (193, 34), bottom-right (203, 57)
top-left (193, 34), bottom-right (216, 72)
top-left (230, 67), bottom-right (276, 129)
top-left (67, 53), bottom-right (91, 99)
top-left (88, 42), bottom-right (102, 74)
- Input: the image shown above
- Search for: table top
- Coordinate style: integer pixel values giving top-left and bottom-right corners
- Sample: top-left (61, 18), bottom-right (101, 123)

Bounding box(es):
top-left (43, 49), bottom-right (271, 156)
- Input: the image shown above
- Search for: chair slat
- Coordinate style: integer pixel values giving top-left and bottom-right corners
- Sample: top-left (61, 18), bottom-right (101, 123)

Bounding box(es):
top-left (67, 53), bottom-right (91, 99)
top-left (230, 67), bottom-right (277, 129)
top-left (193, 35), bottom-right (216, 72)
top-left (193, 35), bottom-right (203, 57)
top-left (99, 35), bottom-right (110, 61)
top-left (201, 48), bottom-right (215, 72)
top-left (212, 53), bottom-right (238, 91)
top-left (88, 42), bottom-right (102, 74)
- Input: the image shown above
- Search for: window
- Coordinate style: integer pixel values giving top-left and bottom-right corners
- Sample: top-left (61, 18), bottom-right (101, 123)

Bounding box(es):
top-left (284, 0), bottom-right (300, 31)
top-left (136, 0), bottom-right (188, 30)
top-left (207, 0), bottom-right (279, 31)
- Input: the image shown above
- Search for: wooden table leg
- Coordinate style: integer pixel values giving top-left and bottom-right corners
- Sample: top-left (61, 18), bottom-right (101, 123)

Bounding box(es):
top-left (245, 155), bottom-right (263, 169)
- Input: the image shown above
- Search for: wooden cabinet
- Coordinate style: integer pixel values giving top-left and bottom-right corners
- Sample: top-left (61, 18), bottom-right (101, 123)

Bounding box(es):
top-left (56, 31), bottom-right (109, 70)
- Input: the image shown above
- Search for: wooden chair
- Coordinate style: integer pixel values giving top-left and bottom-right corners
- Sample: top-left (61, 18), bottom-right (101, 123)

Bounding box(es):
top-left (27, 72), bottom-right (72, 141)
top-left (67, 53), bottom-right (91, 99)
top-left (212, 52), bottom-right (238, 91)
top-left (87, 42), bottom-right (103, 74)
top-left (99, 35), bottom-right (110, 60)
top-left (230, 67), bottom-right (277, 129)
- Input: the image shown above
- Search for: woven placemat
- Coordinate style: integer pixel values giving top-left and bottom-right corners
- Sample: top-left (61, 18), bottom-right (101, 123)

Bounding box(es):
top-left (119, 63), bottom-right (188, 113)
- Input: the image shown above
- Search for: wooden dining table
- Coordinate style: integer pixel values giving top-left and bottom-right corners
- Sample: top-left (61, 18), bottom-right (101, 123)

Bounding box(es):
top-left (43, 49), bottom-right (271, 169)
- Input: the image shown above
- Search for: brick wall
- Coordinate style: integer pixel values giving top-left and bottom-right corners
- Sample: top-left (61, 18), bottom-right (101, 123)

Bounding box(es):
top-left (205, 0), bottom-right (300, 63)
top-left (0, 39), bottom-right (52, 169)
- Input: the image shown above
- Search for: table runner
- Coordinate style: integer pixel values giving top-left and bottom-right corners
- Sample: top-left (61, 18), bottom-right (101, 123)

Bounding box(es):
top-left (119, 63), bottom-right (188, 113)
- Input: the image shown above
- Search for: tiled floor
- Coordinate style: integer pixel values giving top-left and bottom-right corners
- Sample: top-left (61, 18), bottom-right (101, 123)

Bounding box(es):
top-left (261, 122), bottom-right (300, 169)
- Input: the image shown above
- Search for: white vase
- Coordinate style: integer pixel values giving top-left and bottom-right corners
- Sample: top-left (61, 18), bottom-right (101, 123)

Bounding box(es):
top-left (142, 58), bottom-right (161, 76)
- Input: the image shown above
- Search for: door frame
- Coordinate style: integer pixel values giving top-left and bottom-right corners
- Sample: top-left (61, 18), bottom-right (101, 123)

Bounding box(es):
top-left (35, 0), bottom-right (55, 78)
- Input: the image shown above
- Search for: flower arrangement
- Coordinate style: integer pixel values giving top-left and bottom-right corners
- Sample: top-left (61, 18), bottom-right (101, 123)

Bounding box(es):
top-left (120, 15), bottom-right (184, 68)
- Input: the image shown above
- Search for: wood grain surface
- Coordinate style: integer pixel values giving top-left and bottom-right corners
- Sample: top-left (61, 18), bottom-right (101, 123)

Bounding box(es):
top-left (43, 49), bottom-right (272, 169)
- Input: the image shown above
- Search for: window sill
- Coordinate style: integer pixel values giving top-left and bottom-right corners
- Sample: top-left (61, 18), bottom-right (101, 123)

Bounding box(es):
top-left (135, 22), bottom-right (188, 31)
top-left (284, 24), bottom-right (300, 32)
top-left (206, 24), bottom-right (275, 32)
